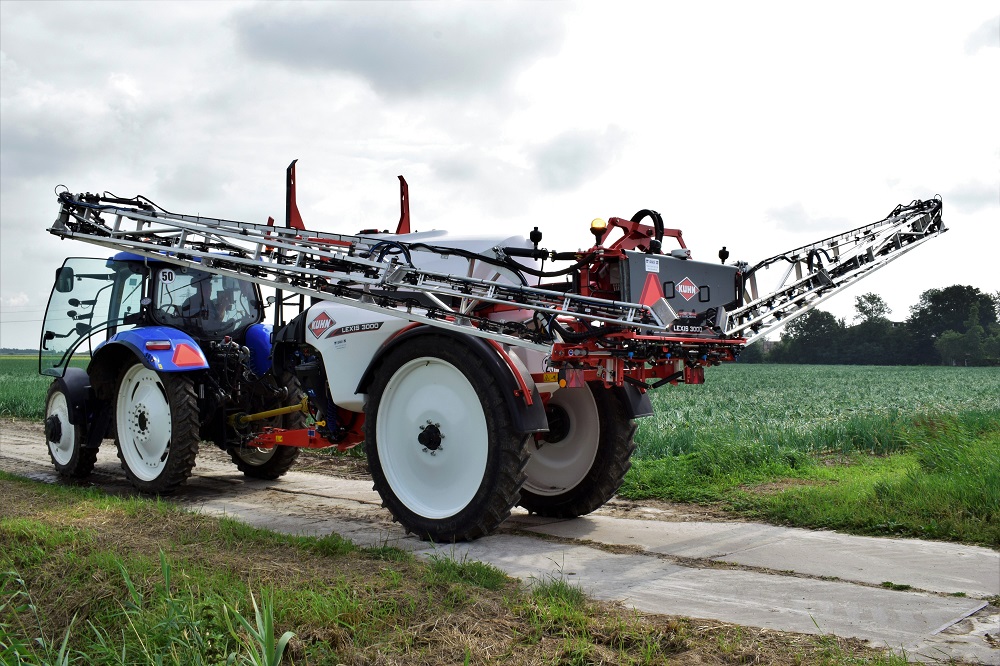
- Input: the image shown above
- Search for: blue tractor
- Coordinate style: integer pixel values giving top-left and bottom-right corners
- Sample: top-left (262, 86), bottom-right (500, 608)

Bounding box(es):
top-left (39, 252), bottom-right (306, 493)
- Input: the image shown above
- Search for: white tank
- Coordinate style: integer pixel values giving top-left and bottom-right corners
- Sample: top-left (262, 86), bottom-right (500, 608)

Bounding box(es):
top-left (304, 229), bottom-right (538, 411)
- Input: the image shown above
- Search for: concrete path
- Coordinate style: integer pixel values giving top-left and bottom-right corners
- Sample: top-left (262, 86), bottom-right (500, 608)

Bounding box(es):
top-left (2, 424), bottom-right (997, 664)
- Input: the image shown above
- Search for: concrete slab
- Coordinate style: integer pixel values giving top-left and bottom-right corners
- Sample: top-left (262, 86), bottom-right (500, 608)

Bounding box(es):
top-left (416, 535), bottom-right (990, 659)
top-left (527, 515), bottom-right (1000, 597)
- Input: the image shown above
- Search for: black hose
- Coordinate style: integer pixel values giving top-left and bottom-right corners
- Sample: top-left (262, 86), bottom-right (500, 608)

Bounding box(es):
top-left (630, 209), bottom-right (664, 247)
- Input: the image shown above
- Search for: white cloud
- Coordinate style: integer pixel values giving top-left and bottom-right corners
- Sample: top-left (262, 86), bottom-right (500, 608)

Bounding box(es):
top-left (232, 3), bottom-right (567, 99)
top-left (1, 0), bottom-right (997, 350)
top-left (531, 126), bottom-right (627, 192)
top-left (764, 202), bottom-right (850, 234)
top-left (965, 15), bottom-right (999, 54)
top-left (1, 293), bottom-right (30, 308)
top-left (946, 181), bottom-right (999, 213)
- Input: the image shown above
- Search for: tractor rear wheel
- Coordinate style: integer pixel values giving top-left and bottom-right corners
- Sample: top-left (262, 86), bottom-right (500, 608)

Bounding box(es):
top-left (365, 336), bottom-right (529, 541)
top-left (44, 381), bottom-right (97, 478)
top-left (229, 371), bottom-right (304, 479)
top-left (518, 383), bottom-right (636, 518)
top-left (114, 362), bottom-right (199, 494)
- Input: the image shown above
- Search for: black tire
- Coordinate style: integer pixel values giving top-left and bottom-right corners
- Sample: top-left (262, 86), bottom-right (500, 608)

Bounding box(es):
top-left (518, 383), bottom-right (636, 518)
top-left (228, 371), bottom-right (304, 480)
top-left (44, 381), bottom-right (97, 479)
top-left (365, 335), bottom-right (529, 541)
top-left (113, 361), bottom-right (199, 494)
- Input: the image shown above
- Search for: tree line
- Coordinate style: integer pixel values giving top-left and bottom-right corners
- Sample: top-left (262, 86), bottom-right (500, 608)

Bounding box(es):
top-left (740, 285), bottom-right (1000, 366)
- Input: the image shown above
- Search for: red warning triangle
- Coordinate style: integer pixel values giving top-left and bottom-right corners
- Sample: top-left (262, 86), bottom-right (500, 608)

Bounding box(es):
top-left (172, 343), bottom-right (205, 368)
top-left (639, 273), bottom-right (664, 306)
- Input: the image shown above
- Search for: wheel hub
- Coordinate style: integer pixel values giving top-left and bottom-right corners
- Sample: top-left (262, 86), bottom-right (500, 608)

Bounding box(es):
top-left (542, 404), bottom-right (571, 444)
top-left (129, 406), bottom-right (151, 447)
top-left (45, 415), bottom-right (63, 443)
top-left (418, 421), bottom-right (444, 452)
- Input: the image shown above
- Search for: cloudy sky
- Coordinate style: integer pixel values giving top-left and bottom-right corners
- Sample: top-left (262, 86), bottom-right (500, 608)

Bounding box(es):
top-left (1, 1), bottom-right (997, 349)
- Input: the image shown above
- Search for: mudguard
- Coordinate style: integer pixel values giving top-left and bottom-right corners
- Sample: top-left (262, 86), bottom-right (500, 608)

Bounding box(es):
top-left (357, 326), bottom-right (548, 434)
top-left (614, 384), bottom-right (654, 419)
top-left (47, 367), bottom-right (111, 448)
top-left (271, 310), bottom-right (310, 371)
top-left (93, 326), bottom-right (209, 372)
top-left (51, 367), bottom-right (92, 427)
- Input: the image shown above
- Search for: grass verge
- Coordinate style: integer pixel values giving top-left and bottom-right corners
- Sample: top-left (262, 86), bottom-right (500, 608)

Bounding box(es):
top-left (621, 413), bottom-right (1000, 547)
top-left (0, 473), bottom-right (911, 665)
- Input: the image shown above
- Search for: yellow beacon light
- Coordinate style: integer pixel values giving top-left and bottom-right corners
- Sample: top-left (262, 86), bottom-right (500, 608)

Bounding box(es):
top-left (590, 218), bottom-right (608, 245)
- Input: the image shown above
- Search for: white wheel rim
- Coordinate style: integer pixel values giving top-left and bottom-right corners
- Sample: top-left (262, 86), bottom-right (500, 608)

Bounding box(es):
top-left (523, 387), bottom-right (600, 496)
top-left (116, 365), bottom-right (173, 482)
top-left (376, 357), bottom-right (488, 519)
top-left (46, 391), bottom-right (76, 466)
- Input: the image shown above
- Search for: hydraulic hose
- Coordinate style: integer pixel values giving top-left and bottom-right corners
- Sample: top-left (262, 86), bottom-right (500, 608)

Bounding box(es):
top-left (630, 209), bottom-right (664, 247)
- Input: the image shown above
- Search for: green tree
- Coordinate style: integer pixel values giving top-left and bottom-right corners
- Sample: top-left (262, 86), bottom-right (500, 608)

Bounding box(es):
top-left (933, 302), bottom-right (1000, 366)
top-left (853, 293), bottom-right (890, 323)
top-left (844, 293), bottom-right (895, 364)
top-left (773, 310), bottom-right (845, 364)
top-left (907, 286), bottom-right (998, 364)
top-left (738, 341), bottom-right (766, 363)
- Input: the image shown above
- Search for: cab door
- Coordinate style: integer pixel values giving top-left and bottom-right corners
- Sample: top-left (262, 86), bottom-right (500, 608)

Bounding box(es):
top-left (40, 258), bottom-right (145, 377)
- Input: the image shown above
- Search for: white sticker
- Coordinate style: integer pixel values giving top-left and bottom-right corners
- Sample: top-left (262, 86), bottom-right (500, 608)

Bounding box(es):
top-left (333, 338), bottom-right (347, 350)
top-left (160, 269), bottom-right (175, 283)
top-left (645, 257), bottom-right (659, 273)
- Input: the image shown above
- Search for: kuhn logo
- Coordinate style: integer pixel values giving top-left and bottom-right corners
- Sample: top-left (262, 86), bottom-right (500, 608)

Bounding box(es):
top-left (308, 312), bottom-right (335, 338)
top-left (676, 277), bottom-right (698, 301)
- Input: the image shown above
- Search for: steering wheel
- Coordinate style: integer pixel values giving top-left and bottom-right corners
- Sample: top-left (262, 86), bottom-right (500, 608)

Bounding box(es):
top-left (161, 304), bottom-right (182, 317)
top-left (217, 319), bottom-right (238, 336)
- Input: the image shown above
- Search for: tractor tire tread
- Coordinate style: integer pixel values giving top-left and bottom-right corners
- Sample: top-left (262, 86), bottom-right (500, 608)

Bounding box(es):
top-left (115, 365), bottom-right (200, 495)
top-left (366, 336), bottom-right (529, 542)
top-left (519, 384), bottom-right (636, 518)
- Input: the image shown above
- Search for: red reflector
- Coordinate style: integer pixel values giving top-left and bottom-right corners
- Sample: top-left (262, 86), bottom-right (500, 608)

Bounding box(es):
top-left (172, 343), bottom-right (205, 367)
top-left (145, 340), bottom-right (172, 351)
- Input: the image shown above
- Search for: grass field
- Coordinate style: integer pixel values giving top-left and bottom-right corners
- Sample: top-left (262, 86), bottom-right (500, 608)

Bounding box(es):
top-left (4, 357), bottom-right (998, 545)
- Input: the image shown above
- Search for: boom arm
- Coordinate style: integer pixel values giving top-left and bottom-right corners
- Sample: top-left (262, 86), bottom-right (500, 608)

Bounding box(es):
top-left (727, 197), bottom-right (945, 344)
top-left (46, 185), bottom-right (945, 389)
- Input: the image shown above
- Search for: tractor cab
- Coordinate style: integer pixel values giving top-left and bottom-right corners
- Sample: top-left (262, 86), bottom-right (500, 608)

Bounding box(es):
top-left (40, 253), bottom-right (263, 377)
top-left (150, 265), bottom-right (262, 341)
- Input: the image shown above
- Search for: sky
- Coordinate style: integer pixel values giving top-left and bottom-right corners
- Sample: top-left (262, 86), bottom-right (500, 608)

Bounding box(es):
top-left (1, 1), bottom-right (997, 350)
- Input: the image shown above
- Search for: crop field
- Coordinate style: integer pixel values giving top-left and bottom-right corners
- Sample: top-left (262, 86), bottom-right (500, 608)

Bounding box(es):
top-left (0, 356), bottom-right (88, 420)
top-left (637, 364), bottom-right (1000, 459)
top-left (630, 364), bottom-right (1000, 545)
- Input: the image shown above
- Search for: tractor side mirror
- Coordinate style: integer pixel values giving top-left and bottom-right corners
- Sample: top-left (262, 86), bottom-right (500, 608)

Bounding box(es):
top-left (74, 322), bottom-right (91, 336)
top-left (68, 298), bottom-right (97, 308)
top-left (55, 266), bottom-right (75, 293)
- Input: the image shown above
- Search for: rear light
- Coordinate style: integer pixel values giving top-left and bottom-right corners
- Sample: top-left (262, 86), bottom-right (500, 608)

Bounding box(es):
top-left (145, 340), bottom-right (172, 350)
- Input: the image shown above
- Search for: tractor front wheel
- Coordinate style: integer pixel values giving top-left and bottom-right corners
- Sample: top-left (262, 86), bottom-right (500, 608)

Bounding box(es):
top-left (518, 383), bottom-right (636, 518)
top-left (114, 362), bottom-right (199, 494)
top-left (365, 336), bottom-right (529, 541)
top-left (44, 381), bottom-right (97, 478)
